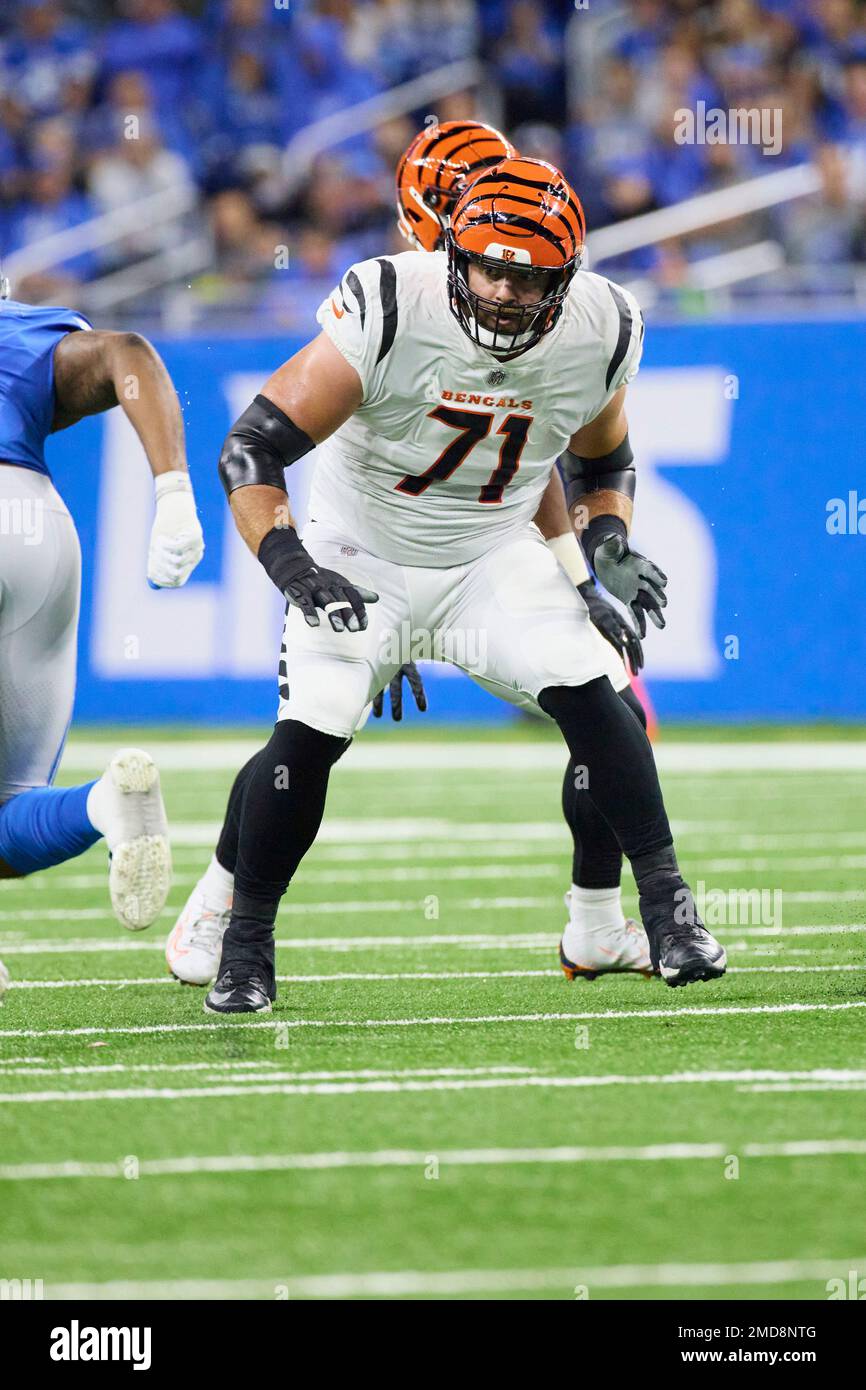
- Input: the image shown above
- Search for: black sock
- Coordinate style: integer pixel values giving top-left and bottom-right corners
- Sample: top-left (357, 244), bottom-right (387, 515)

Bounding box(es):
top-left (215, 732), bottom-right (352, 875)
top-left (540, 679), bottom-right (674, 884)
top-left (215, 752), bottom-right (263, 874)
top-left (562, 684), bottom-right (648, 889)
top-left (225, 721), bottom-right (346, 950)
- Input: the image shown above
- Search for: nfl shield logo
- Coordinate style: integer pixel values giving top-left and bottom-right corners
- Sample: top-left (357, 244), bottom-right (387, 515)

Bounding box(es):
top-left (486, 369), bottom-right (506, 387)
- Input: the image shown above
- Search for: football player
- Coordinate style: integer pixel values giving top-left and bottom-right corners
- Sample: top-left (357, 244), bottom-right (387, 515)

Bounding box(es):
top-left (200, 156), bottom-right (726, 1013)
top-left (167, 122), bottom-right (650, 988)
top-left (0, 290), bottom-right (204, 990)
top-left (397, 120), bottom-right (653, 982)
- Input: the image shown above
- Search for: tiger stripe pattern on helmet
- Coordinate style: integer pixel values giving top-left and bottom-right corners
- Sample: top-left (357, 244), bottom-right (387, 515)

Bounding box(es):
top-left (449, 156), bottom-right (585, 269)
top-left (396, 120), bottom-right (517, 253)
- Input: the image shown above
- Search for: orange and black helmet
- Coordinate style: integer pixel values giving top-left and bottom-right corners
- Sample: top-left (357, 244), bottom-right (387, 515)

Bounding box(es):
top-left (396, 120), bottom-right (517, 253)
top-left (445, 156), bottom-right (585, 359)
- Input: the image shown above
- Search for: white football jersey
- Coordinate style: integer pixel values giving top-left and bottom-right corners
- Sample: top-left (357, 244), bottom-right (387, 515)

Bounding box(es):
top-left (309, 250), bottom-right (643, 567)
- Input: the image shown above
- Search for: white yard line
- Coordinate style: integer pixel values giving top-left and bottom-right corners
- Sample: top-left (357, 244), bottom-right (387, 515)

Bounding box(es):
top-left (40, 1256), bottom-right (866, 1299)
top-left (2, 1067), bottom-right (864, 1106)
top-left (5, 853), bottom-right (866, 896)
top-left (162, 830), bottom-right (866, 863)
top-left (0, 923), bottom-right (863, 957)
top-left (6, 962), bottom-right (863, 990)
top-left (2, 1139), bottom-right (865, 1183)
top-left (0, 897), bottom-right (562, 924)
top-left (59, 738), bottom-right (866, 773)
top-left (0, 1062), bottom-right (534, 1081)
top-left (740, 1081), bottom-right (866, 1093)
top-left (1, 999), bottom-right (865, 1040)
top-left (0, 890), bottom-right (862, 927)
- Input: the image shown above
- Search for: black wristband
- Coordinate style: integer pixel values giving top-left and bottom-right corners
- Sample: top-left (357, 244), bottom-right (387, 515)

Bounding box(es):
top-left (257, 525), bottom-right (312, 594)
top-left (583, 515), bottom-right (627, 569)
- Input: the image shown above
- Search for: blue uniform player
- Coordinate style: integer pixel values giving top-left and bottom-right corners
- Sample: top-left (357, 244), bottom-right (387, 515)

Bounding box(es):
top-left (0, 292), bottom-right (204, 996)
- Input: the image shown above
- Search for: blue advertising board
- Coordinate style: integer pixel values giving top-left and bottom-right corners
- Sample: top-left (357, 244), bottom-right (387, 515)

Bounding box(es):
top-left (42, 317), bottom-right (866, 724)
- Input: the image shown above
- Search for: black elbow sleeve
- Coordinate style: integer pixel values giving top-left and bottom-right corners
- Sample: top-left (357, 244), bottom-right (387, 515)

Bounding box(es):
top-left (218, 393), bottom-right (315, 497)
top-left (560, 434), bottom-right (635, 513)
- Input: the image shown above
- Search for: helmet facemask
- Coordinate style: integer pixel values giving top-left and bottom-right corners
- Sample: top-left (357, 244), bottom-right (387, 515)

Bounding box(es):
top-left (446, 237), bottom-right (579, 360)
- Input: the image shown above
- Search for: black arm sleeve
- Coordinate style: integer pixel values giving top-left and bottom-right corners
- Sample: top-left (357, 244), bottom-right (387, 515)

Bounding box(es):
top-left (559, 434), bottom-right (635, 513)
top-left (218, 393), bottom-right (315, 498)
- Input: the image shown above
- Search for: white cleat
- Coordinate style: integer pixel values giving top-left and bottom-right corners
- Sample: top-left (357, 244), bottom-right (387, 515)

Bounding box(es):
top-left (166, 880), bottom-right (231, 986)
top-left (0, 959), bottom-right (9, 1000)
top-left (89, 749), bottom-right (171, 932)
top-left (559, 892), bottom-right (654, 981)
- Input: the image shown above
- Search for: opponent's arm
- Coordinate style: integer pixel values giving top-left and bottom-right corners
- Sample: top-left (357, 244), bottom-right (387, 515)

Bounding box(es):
top-left (52, 329), bottom-right (204, 588)
top-left (219, 332), bottom-right (377, 633)
top-left (561, 387), bottom-right (667, 638)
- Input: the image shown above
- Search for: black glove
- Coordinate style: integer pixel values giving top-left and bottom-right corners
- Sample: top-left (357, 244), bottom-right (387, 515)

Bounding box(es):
top-left (372, 662), bottom-right (428, 721)
top-left (592, 534), bottom-right (667, 639)
top-left (257, 526), bottom-right (378, 633)
top-left (577, 579), bottom-right (644, 675)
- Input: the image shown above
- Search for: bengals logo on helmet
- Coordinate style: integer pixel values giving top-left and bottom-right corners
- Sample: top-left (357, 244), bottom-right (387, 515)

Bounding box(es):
top-left (445, 157), bottom-right (586, 360)
top-left (395, 120), bottom-right (517, 253)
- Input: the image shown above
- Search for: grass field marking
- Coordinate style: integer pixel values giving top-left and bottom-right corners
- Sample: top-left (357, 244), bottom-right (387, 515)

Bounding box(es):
top-left (0, 1062), bottom-right (535, 1081)
top-left (740, 1082), bottom-right (866, 1093)
top-left (59, 737), bottom-right (866, 773)
top-left (40, 1256), bottom-right (866, 1300)
top-left (7, 962), bottom-right (863, 990)
top-left (3, 1140), bottom-right (866, 1182)
top-left (162, 829), bottom-right (866, 863)
top-left (1, 923), bottom-right (864, 959)
top-left (7, 852), bottom-right (866, 896)
top-left (4, 1067), bottom-right (865, 1105)
top-left (2, 999), bottom-right (865, 1040)
top-left (7, 890), bottom-right (863, 926)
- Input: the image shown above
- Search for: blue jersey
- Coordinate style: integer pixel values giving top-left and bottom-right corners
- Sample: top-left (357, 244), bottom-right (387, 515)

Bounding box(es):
top-left (0, 299), bottom-right (92, 476)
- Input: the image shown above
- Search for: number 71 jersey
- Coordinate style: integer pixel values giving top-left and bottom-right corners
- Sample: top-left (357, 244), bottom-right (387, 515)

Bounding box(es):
top-left (309, 249), bottom-right (643, 568)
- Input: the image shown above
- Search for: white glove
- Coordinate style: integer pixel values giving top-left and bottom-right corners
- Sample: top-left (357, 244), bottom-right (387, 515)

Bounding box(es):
top-left (147, 473), bottom-right (205, 588)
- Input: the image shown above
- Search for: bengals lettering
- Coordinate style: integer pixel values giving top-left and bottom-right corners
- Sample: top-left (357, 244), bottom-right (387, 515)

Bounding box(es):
top-left (440, 390), bottom-right (533, 409)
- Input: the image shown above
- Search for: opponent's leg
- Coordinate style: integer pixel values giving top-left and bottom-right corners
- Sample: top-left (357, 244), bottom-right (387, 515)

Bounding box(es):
top-left (0, 473), bottom-right (170, 929)
top-left (541, 679), bottom-right (725, 987)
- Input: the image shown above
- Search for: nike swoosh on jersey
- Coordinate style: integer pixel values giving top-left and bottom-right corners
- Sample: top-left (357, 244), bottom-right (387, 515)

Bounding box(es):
top-left (330, 298), bottom-right (345, 319)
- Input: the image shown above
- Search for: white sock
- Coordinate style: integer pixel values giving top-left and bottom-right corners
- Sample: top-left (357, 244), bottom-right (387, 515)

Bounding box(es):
top-left (85, 776), bottom-right (109, 837)
top-left (566, 884), bottom-right (626, 935)
top-left (200, 853), bottom-right (234, 906)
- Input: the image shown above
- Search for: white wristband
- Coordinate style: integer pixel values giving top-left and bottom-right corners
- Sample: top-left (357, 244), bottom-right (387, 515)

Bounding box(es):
top-left (154, 471), bottom-right (193, 501)
top-left (547, 531), bottom-right (590, 587)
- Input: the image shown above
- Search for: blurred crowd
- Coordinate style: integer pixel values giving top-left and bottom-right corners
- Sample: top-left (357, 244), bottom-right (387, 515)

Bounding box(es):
top-left (1, 0), bottom-right (866, 312)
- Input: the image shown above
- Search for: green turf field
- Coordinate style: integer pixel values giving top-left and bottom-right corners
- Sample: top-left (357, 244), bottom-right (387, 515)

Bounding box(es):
top-left (1, 724), bottom-right (865, 1301)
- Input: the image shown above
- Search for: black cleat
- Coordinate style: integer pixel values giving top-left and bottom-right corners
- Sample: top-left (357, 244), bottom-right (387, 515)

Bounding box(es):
top-left (204, 965), bottom-right (273, 1014)
top-left (639, 876), bottom-right (726, 988)
top-left (650, 921), bottom-right (727, 987)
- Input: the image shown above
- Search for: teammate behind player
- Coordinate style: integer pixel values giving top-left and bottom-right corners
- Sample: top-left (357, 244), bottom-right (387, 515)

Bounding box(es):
top-left (167, 122), bottom-right (650, 988)
top-left (200, 157), bottom-right (725, 1014)
top-left (0, 295), bottom-right (204, 980)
